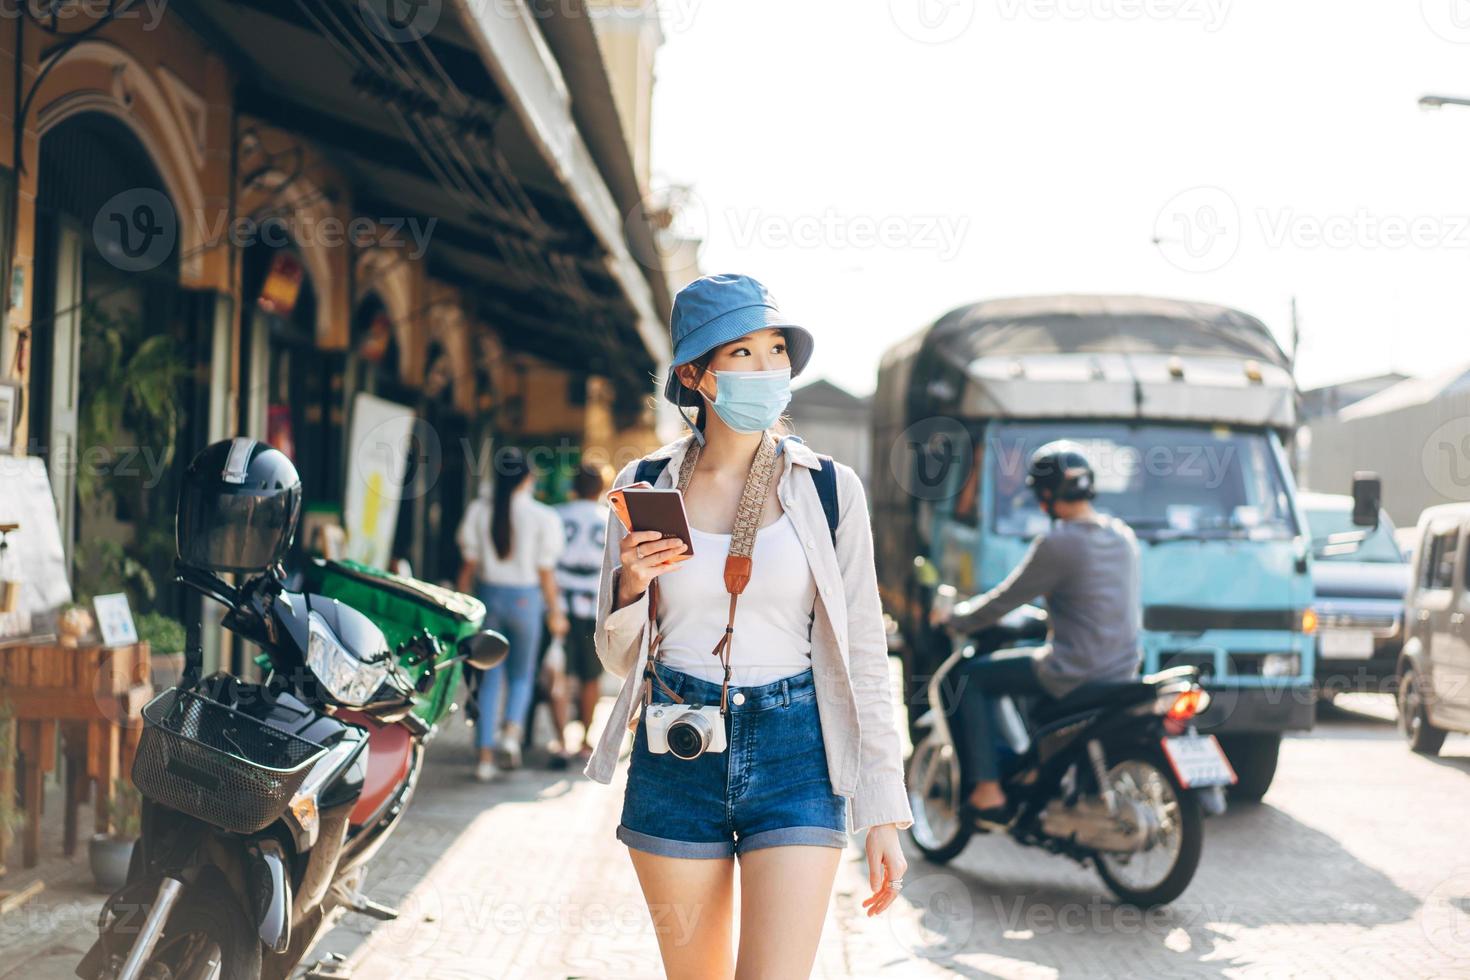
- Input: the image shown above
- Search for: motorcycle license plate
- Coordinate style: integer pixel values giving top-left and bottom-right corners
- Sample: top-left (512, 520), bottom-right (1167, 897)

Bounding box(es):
top-left (1161, 735), bottom-right (1237, 788)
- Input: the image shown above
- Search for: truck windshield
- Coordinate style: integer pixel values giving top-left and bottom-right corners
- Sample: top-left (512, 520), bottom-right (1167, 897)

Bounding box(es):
top-left (989, 423), bottom-right (1299, 541)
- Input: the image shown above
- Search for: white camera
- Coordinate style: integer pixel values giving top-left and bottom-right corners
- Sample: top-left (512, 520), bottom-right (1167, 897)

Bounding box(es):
top-left (645, 703), bottom-right (726, 759)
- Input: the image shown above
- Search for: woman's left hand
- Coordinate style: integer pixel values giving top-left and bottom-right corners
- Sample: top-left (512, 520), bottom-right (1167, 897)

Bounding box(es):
top-left (547, 609), bottom-right (570, 639)
top-left (861, 823), bottom-right (908, 917)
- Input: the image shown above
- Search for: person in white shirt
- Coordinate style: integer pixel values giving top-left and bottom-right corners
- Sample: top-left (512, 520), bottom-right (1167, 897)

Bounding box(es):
top-left (456, 447), bottom-right (568, 781)
top-left (551, 464), bottom-right (612, 761)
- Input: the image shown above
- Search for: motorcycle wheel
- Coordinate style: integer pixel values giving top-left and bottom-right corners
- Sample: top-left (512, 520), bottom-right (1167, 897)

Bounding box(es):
top-left (905, 733), bottom-right (972, 864)
top-left (1093, 753), bottom-right (1203, 908)
top-left (105, 874), bottom-right (262, 980)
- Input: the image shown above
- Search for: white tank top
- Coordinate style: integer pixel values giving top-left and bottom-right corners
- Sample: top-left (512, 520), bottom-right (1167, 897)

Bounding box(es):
top-left (654, 512), bottom-right (817, 688)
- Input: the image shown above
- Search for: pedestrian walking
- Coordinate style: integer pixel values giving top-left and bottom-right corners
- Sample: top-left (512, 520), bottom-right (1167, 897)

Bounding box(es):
top-left (583, 273), bottom-right (913, 978)
top-left (551, 463), bottom-right (612, 764)
top-left (456, 447), bottom-right (568, 782)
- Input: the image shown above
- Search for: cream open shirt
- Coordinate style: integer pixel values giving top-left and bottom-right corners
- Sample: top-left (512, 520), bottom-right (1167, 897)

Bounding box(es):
top-left (581, 433), bottom-right (914, 834)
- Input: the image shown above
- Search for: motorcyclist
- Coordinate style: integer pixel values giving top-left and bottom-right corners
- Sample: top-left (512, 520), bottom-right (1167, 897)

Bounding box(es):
top-left (930, 441), bottom-right (1142, 824)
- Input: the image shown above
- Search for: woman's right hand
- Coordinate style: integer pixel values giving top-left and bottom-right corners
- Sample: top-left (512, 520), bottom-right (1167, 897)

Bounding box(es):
top-left (615, 530), bottom-right (688, 606)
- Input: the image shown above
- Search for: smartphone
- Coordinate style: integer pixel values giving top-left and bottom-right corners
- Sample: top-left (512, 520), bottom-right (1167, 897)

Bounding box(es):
top-left (607, 483), bottom-right (695, 559)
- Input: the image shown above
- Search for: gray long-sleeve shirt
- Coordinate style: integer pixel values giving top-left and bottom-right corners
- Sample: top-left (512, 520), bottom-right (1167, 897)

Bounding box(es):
top-left (949, 514), bottom-right (1142, 698)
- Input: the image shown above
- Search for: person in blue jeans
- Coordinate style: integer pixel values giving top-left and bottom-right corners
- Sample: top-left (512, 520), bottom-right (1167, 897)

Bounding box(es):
top-left (456, 447), bottom-right (567, 781)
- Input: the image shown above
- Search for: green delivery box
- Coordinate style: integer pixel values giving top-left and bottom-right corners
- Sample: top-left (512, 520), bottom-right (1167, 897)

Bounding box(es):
top-left (305, 559), bottom-right (486, 728)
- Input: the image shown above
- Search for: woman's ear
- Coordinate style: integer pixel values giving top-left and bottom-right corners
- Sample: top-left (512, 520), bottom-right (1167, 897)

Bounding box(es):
top-left (674, 362), bottom-right (711, 400)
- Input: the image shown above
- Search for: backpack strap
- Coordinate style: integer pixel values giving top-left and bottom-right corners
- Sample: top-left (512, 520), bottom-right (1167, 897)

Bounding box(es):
top-left (635, 457), bottom-right (670, 487)
top-left (810, 455), bottom-right (840, 548)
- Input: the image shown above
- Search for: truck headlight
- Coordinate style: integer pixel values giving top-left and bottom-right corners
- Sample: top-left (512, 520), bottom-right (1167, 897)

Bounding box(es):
top-left (1260, 654), bottom-right (1301, 678)
top-left (307, 612), bottom-right (389, 706)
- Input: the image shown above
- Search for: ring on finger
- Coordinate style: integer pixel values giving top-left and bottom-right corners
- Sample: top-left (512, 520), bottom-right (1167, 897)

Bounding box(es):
top-left (634, 544), bottom-right (643, 560)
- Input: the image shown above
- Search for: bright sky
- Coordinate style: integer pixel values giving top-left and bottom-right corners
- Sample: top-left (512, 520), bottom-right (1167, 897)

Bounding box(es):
top-left (650, 0), bottom-right (1470, 397)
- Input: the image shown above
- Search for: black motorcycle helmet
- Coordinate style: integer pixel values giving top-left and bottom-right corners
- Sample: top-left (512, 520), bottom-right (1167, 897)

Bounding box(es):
top-left (177, 438), bottom-right (303, 574)
top-left (1026, 441), bottom-right (1096, 515)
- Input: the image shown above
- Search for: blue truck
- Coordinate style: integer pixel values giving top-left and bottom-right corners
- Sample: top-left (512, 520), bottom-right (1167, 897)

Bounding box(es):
top-left (872, 295), bottom-right (1316, 799)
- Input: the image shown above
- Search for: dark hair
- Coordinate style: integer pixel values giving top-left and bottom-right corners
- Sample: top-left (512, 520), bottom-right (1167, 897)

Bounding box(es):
top-left (572, 464), bottom-right (606, 500)
top-left (492, 447), bottom-right (532, 560)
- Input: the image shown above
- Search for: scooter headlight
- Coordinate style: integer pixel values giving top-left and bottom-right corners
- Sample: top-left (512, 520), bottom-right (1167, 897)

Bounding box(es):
top-left (307, 611), bottom-right (389, 706)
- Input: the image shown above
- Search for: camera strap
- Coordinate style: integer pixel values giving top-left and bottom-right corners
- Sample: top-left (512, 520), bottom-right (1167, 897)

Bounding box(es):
top-left (633, 431), bottom-right (779, 727)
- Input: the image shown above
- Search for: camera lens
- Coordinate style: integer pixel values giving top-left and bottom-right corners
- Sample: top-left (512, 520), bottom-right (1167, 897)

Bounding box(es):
top-left (667, 714), bottom-right (711, 760)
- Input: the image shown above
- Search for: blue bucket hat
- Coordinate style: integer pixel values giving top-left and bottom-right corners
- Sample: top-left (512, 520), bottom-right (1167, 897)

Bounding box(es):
top-left (662, 273), bottom-right (814, 407)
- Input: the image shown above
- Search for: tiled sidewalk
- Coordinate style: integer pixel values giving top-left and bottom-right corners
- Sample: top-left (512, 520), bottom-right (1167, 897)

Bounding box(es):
top-left (310, 706), bottom-right (946, 979)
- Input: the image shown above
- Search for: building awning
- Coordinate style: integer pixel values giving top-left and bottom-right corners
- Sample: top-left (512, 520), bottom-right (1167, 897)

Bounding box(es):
top-left (184, 0), bottom-right (669, 405)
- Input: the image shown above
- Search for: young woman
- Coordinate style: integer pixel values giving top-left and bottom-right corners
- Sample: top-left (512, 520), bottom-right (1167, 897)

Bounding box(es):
top-left (456, 448), bottom-right (569, 781)
top-left (583, 273), bottom-right (913, 978)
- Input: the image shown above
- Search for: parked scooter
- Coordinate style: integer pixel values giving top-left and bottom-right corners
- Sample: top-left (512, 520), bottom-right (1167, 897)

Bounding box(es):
top-left (77, 439), bottom-right (508, 980)
top-left (906, 598), bottom-right (1233, 907)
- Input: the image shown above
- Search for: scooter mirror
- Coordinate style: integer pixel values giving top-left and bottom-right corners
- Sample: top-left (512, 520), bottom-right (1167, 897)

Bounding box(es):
top-left (458, 630), bottom-right (509, 671)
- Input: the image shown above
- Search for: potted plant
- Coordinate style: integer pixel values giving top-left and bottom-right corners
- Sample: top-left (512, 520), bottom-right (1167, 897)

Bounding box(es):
top-left (57, 602), bottom-right (95, 648)
top-left (89, 780), bottom-right (141, 891)
top-left (135, 611), bottom-right (186, 687)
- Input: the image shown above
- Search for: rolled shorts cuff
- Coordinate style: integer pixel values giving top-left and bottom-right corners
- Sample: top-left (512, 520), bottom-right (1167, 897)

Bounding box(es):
top-left (735, 825), bottom-right (848, 854)
top-left (616, 824), bottom-right (734, 859)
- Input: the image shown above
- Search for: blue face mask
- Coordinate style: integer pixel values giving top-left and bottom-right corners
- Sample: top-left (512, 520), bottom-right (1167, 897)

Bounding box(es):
top-left (703, 367), bottom-right (792, 433)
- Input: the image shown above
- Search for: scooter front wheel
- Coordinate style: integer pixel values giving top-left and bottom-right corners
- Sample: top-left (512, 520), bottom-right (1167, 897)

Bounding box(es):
top-left (905, 733), bottom-right (972, 864)
top-left (93, 873), bottom-right (262, 980)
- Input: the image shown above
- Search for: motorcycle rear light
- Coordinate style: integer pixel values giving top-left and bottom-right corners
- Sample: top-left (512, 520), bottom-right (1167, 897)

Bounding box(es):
top-left (1166, 688), bottom-right (1208, 722)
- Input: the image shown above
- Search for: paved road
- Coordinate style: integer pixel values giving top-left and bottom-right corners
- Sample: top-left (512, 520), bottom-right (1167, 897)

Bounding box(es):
top-left (8, 694), bottom-right (1470, 978)
top-left (881, 694), bottom-right (1470, 978)
top-left (310, 694), bottom-right (1470, 979)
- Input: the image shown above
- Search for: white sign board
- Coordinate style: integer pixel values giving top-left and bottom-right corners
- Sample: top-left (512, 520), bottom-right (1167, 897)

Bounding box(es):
top-left (0, 456), bottom-right (73, 637)
top-left (343, 392), bottom-right (417, 570)
top-left (93, 592), bottom-right (138, 647)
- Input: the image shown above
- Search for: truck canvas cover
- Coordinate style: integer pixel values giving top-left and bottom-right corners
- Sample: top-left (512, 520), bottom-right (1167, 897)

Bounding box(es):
top-left (883, 295), bottom-right (1296, 431)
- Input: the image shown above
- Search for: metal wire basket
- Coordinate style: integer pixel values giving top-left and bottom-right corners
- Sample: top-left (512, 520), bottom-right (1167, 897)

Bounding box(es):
top-left (131, 687), bottom-right (329, 834)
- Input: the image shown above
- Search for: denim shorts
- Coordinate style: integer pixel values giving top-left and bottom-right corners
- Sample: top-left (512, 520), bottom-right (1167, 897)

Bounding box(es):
top-left (617, 664), bottom-right (849, 858)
